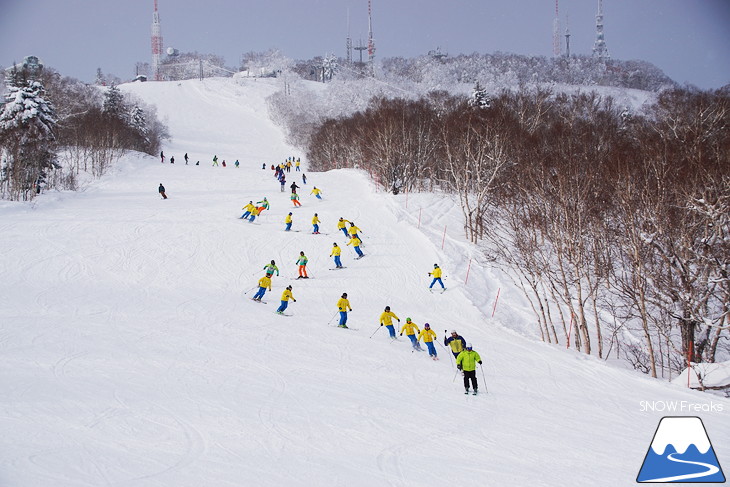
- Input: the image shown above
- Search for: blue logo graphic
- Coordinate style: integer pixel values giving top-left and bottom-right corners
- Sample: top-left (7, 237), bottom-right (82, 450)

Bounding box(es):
top-left (637, 416), bottom-right (725, 483)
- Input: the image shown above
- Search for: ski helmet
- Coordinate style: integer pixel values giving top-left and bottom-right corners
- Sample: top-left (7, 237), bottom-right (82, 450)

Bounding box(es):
top-left (434, 264), bottom-right (439, 267)
top-left (342, 293), bottom-right (347, 298)
top-left (406, 317), bottom-right (411, 322)
top-left (424, 323), bottom-right (430, 328)
top-left (466, 343), bottom-right (473, 350)
top-left (287, 285), bottom-right (292, 290)
top-left (385, 306), bottom-right (390, 311)
top-left (271, 260), bottom-right (275, 265)
top-left (451, 330), bottom-right (457, 335)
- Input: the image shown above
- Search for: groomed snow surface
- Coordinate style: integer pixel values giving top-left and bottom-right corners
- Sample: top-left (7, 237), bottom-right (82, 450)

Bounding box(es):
top-left (1, 78), bottom-right (727, 487)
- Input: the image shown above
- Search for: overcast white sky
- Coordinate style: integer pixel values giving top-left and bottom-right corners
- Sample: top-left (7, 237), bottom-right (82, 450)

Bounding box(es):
top-left (1, 0), bottom-right (728, 89)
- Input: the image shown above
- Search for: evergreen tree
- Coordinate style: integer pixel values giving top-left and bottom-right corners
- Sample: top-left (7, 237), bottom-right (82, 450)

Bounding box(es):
top-left (102, 82), bottom-right (125, 118)
top-left (129, 104), bottom-right (149, 151)
top-left (469, 82), bottom-right (491, 109)
top-left (0, 73), bottom-right (58, 200)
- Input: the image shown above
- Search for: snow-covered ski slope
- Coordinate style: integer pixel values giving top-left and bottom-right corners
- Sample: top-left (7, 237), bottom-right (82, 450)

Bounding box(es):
top-left (1, 77), bottom-right (727, 487)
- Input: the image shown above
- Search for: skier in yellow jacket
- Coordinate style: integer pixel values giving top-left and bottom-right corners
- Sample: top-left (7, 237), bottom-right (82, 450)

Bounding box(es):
top-left (417, 323), bottom-right (438, 360)
top-left (379, 306), bottom-right (401, 339)
top-left (337, 217), bottom-right (350, 238)
top-left (330, 243), bottom-right (343, 268)
top-left (348, 222), bottom-right (362, 239)
top-left (240, 201), bottom-right (255, 219)
top-left (252, 273), bottom-right (272, 302)
top-left (337, 293), bottom-right (352, 328)
top-left (310, 187), bottom-right (323, 199)
top-left (456, 343), bottom-right (483, 394)
top-left (347, 236), bottom-right (364, 258)
top-left (285, 212), bottom-right (293, 231)
top-left (428, 264), bottom-right (445, 290)
top-left (276, 285), bottom-right (296, 314)
top-left (400, 318), bottom-right (422, 350)
top-left (312, 213), bottom-right (321, 234)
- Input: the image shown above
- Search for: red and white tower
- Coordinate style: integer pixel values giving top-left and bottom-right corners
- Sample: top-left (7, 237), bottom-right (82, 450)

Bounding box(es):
top-left (151, 0), bottom-right (163, 81)
top-left (367, 0), bottom-right (375, 74)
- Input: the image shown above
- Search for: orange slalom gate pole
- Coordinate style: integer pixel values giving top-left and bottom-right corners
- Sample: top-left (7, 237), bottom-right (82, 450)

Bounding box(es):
top-left (491, 288), bottom-right (501, 317)
top-left (441, 225), bottom-right (447, 249)
top-left (464, 258), bottom-right (472, 285)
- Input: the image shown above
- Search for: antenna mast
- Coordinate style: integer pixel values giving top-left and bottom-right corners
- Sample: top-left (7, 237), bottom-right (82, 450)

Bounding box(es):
top-left (346, 9), bottom-right (352, 64)
top-left (367, 0), bottom-right (375, 74)
top-left (151, 0), bottom-right (163, 80)
top-left (592, 0), bottom-right (610, 60)
top-left (552, 0), bottom-right (561, 57)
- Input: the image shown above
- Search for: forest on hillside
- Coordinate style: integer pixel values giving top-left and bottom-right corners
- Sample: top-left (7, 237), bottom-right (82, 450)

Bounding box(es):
top-left (271, 74), bottom-right (729, 385)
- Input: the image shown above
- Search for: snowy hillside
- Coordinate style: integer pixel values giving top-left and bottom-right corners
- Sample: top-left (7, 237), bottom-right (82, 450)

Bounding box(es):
top-left (0, 77), bottom-right (727, 487)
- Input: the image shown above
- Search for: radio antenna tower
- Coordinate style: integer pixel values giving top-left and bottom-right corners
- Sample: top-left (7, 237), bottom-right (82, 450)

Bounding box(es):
top-left (367, 0), bottom-right (375, 74)
top-left (151, 0), bottom-right (163, 80)
top-left (564, 14), bottom-right (571, 58)
top-left (346, 9), bottom-right (352, 63)
top-left (592, 0), bottom-right (610, 60)
top-left (552, 0), bottom-right (561, 57)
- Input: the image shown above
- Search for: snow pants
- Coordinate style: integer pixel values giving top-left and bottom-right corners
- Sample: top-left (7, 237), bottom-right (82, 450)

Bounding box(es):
top-left (285, 223), bottom-right (292, 231)
top-left (313, 224), bottom-right (319, 233)
top-left (334, 256), bottom-right (342, 267)
top-left (253, 287), bottom-right (267, 300)
top-left (340, 228), bottom-right (349, 238)
top-left (429, 278), bottom-right (444, 289)
top-left (463, 370), bottom-right (478, 390)
top-left (241, 211), bottom-right (251, 219)
top-left (425, 342), bottom-right (437, 357)
top-left (385, 325), bottom-right (396, 338)
top-left (406, 334), bottom-right (419, 349)
top-left (298, 265), bottom-right (308, 278)
top-left (277, 301), bottom-right (289, 313)
top-left (339, 311), bottom-right (348, 326)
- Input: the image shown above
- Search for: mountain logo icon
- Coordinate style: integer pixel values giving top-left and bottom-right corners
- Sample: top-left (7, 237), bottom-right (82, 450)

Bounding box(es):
top-left (637, 416), bottom-right (725, 483)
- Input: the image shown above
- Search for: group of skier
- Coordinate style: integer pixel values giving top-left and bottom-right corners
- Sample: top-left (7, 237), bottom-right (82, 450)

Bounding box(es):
top-left (241, 157), bottom-right (482, 395)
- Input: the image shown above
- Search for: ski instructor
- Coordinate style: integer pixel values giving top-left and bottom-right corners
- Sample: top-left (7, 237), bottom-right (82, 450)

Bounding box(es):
top-left (456, 343), bottom-right (483, 395)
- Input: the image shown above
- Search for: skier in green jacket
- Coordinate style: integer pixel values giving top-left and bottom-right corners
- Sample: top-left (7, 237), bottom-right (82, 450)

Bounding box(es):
top-left (456, 343), bottom-right (483, 395)
top-left (263, 260), bottom-right (280, 277)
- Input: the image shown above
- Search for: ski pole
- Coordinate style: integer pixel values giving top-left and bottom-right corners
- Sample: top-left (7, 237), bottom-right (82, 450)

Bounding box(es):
top-left (452, 369), bottom-right (461, 383)
top-left (479, 363), bottom-right (488, 393)
top-left (437, 340), bottom-right (455, 367)
top-left (243, 286), bottom-right (257, 295)
top-left (369, 324), bottom-right (383, 339)
top-left (327, 311), bottom-right (339, 325)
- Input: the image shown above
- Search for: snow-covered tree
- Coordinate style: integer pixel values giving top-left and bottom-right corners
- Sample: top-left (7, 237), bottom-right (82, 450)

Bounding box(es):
top-left (322, 54), bottom-right (338, 82)
top-left (469, 81), bottom-right (491, 108)
top-left (0, 72), bottom-right (58, 200)
top-left (103, 82), bottom-right (125, 118)
top-left (128, 104), bottom-right (149, 151)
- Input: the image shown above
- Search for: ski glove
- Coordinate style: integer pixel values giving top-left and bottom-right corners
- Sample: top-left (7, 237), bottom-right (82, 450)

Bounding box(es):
top-left (478, 361), bottom-right (483, 365)
top-left (457, 365), bottom-right (462, 370)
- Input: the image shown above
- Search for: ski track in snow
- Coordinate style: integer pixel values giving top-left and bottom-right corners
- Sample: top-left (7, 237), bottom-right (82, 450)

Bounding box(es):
top-left (0, 77), bottom-right (728, 487)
